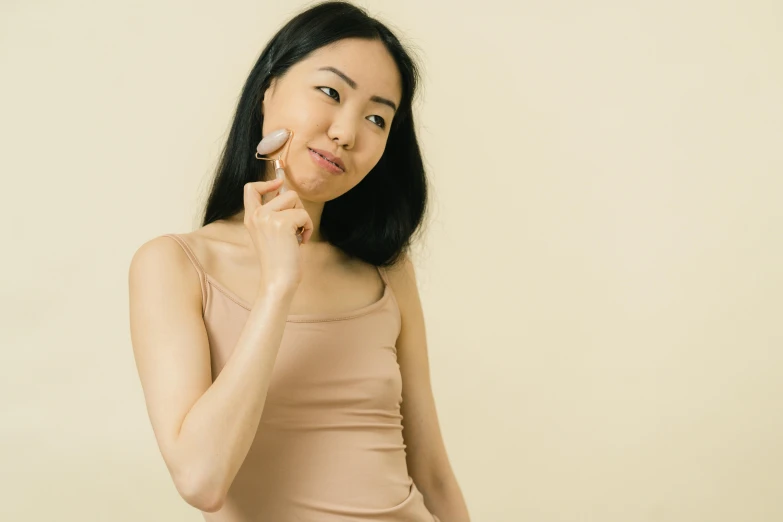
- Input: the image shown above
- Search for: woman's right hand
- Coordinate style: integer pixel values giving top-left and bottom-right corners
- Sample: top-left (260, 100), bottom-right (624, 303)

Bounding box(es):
top-left (242, 178), bottom-right (314, 292)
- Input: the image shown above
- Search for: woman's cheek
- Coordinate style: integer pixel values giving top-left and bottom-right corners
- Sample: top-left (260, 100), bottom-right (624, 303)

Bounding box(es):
top-left (298, 97), bottom-right (329, 124)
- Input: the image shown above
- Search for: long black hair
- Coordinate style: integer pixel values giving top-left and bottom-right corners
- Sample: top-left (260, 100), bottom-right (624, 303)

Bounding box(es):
top-left (201, 1), bottom-right (428, 269)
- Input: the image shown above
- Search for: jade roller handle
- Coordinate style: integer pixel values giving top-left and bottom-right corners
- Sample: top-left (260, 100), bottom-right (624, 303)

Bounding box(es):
top-left (274, 164), bottom-right (304, 245)
top-left (256, 129), bottom-right (304, 244)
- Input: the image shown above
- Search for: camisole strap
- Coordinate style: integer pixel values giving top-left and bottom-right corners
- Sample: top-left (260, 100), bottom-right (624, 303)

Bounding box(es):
top-left (161, 234), bottom-right (207, 314)
top-left (376, 265), bottom-right (390, 286)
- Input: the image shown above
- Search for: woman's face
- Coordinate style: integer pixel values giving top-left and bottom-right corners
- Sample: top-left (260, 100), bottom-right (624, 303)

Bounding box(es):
top-left (261, 38), bottom-right (402, 202)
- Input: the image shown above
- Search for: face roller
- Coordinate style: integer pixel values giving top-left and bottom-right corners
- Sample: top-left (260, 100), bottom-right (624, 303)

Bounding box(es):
top-left (255, 128), bottom-right (306, 244)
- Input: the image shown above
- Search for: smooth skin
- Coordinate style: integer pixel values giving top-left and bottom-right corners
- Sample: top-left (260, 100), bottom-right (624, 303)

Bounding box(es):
top-left (129, 37), bottom-right (469, 520)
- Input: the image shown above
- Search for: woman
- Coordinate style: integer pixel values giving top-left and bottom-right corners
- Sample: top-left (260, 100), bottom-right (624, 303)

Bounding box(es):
top-left (128, 2), bottom-right (470, 520)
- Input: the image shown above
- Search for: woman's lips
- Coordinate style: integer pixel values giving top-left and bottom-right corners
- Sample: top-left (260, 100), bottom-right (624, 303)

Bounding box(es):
top-left (308, 148), bottom-right (345, 174)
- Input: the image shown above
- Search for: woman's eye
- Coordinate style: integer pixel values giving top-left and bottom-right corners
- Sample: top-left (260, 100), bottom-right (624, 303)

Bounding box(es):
top-left (318, 86), bottom-right (385, 129)
top-left (318, 86), bottom-right (339, 101)
top-left (368, 115), bottom-right (386, 129)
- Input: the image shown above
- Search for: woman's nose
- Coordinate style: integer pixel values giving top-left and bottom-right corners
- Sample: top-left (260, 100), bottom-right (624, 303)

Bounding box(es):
top-left (326, 120), bottom-right (356, 150)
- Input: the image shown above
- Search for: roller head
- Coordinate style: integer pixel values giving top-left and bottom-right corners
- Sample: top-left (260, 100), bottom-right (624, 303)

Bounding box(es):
top-left (256, 128), bottom-right (291, 156)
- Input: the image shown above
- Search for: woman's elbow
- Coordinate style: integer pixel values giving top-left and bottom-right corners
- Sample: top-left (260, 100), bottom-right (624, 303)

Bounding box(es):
top-left (173, 467), bottom-right (226, 513)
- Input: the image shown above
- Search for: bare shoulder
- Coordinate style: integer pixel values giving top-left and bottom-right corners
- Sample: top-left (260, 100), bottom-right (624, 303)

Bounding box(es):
top-left (381, 252), bottom-right (424, 329)
top-left (128, 233), bottom-right (203, 312)
top-left (129, 234), bottom-right (188, 278)
top-left (383, 252), bottom-right (419, 300)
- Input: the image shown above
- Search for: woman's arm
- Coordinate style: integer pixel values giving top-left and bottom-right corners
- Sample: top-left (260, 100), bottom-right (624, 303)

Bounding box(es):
top-left (386, 255), bottom-right (471, 522)
top-left (128, 236), bottom-right (296, 513)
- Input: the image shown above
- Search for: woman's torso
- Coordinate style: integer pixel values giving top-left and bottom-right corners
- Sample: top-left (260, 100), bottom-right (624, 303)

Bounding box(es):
top-left (162, 222), bottom-right (439, 522)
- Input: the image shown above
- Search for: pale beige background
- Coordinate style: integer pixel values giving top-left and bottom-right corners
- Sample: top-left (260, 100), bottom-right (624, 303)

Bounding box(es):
top-left (1, 0), bottom-right (781, 520)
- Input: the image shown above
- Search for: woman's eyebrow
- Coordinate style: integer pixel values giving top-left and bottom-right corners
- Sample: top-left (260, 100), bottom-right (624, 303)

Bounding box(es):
top-left (317, 66), bottom-right (397, 113)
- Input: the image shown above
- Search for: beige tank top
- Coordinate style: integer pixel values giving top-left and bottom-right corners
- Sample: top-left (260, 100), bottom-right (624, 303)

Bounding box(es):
top-left (163, 234), bottom-right (440, 521)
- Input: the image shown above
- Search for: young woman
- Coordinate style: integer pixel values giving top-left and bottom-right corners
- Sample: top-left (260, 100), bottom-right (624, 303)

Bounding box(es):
top-left (128, 2), bottom-right (470, 520)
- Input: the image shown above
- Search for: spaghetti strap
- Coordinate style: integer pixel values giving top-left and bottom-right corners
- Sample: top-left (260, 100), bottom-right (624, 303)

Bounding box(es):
top-left (161, 234), bottom-right (207, 314)
top-left (376, 265), bottom-right (389, 286)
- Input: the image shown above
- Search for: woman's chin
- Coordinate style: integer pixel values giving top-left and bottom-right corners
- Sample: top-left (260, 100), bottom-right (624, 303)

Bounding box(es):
top-left (283, 170), bottom-right (337, 201)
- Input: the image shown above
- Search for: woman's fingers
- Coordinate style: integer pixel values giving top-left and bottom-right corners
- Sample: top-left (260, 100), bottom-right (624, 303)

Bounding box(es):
top-left (243, 181), bottom-right (312, 245)
top-left (291, 208), bottom-right (314, 244)
top-left (255, 190), bottom-right (313, 244)
top-left (261, 188), bottom-right (303, 211)
top-left (243, 178), bottom-right (284, 217)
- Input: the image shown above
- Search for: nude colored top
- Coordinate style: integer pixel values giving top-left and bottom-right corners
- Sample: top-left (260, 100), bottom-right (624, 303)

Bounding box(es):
top-left (162, 234), bottom-right (440, 522)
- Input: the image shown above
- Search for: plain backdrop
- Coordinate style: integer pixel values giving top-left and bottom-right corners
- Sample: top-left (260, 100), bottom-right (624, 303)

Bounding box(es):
top-left (1, 0), bottom-right (781, 520)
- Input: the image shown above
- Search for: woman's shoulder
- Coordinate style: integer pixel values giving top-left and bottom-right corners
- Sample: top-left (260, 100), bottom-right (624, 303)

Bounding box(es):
top-left (129, 223), bottom-right (229, 283)
top-left (128, 232), bottom-right (207, 315)
top-left (128, 223), bottom-right (248, 313)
